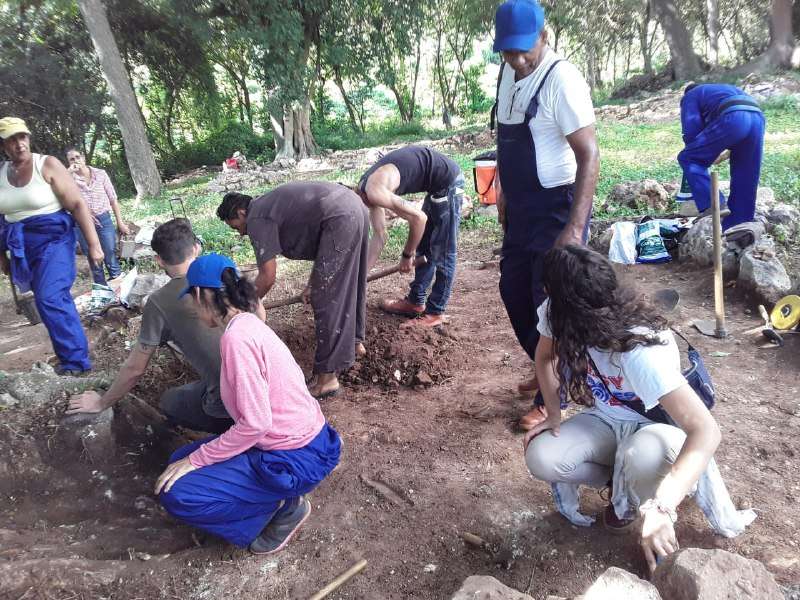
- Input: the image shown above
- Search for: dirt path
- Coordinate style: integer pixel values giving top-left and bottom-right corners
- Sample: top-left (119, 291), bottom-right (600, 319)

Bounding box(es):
top-left (1, 234), bottom-right (798, 599)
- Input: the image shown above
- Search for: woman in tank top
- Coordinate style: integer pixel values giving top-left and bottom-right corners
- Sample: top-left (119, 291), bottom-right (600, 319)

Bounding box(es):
top-left (0, 117), bottom-right (105, 375)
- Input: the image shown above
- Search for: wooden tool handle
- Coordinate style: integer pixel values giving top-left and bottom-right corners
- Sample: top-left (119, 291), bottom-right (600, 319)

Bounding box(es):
top-left (263, 256), bottom-right (428, 310)
top-left (308, 559), bottom-right (367, 600)
top-left (711, 172), bottom-right (727, 338)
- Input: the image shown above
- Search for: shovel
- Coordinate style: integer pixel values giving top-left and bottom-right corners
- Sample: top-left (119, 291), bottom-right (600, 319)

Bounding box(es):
top-left (758, 304), bottom-right (784, 347)
top-left (264, 256), bottom-right (428, 310)
top-left (653, 288), bottom-right (680, 313)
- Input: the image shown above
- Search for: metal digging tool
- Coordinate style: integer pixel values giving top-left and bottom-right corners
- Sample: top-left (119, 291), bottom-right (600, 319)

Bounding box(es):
top-left (263, 255), bottom-right (428, 310)
top-left (653, 288), bottom-right (680, 313)
top-left (758, 304), bottom-right (784, 346)
top-left (692, 172), bottom-right (728, 338)
top-left (8, 277), bottom-right (41, 326)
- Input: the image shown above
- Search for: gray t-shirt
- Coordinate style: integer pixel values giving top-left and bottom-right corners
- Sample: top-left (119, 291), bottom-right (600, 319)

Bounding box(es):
top-left (138, 277), bottom-right (225, 418)
top-left (246, 181), bottom-right (360, 264)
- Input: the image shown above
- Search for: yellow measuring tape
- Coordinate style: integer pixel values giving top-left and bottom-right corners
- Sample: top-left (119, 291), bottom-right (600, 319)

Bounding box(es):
top-left (770, 295), bottom-right (800, 331)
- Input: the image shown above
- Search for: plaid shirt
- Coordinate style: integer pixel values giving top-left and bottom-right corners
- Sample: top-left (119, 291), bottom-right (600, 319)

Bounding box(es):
top-left (71, 167), bottom-right (117, 216)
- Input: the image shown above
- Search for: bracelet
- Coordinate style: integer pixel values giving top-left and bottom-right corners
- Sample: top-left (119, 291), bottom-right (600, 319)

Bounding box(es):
top-left (401, 251), bottom-right (413, 260)
top-left (639, 498), bottom-right (678, 523)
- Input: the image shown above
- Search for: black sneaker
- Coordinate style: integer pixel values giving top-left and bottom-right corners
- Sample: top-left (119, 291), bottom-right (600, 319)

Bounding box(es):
top-left (54, 365), bottom-right (92, 377)
top-left (602, 504), bottom-right (638, 534)
top-left (249, 497), bottom-right (311, 555)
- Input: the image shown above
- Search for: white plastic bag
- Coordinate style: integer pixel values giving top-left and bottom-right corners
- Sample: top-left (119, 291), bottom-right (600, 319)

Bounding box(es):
top-left (608, 221), bottom-right (637, 264)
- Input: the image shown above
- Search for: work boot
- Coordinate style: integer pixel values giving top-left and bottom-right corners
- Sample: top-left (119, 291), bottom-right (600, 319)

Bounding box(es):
top-left (380, 297), bottom-right (425, 317)
top-left (601, 503), bottom-right (638, 534)
top-left (400, 313), bottom-right (446, 328)
top-left (249, 497), bottom-right (311, 555)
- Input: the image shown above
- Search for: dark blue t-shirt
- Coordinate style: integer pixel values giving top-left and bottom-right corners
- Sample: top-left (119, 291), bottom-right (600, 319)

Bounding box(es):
top-left (359, 145), bottom-right (460, 196)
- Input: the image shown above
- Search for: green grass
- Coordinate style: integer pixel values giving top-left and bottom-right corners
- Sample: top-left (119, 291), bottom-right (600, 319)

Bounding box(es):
top-left (121, 93), bottom-right (800, 265)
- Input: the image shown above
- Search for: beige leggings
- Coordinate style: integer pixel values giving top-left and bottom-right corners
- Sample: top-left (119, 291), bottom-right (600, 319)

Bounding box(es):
top-left (525, 412), bottom-right (686, 503)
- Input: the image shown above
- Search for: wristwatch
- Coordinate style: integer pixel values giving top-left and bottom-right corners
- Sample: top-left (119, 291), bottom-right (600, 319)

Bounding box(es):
top-left (401, 251), bottom-right (413, 260)
top-left (639, 498), bottom-right (678, 523)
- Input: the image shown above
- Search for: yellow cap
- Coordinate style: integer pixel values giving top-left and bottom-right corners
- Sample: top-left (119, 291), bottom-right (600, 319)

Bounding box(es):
top-left (0, 117), bottom-right (31, 140)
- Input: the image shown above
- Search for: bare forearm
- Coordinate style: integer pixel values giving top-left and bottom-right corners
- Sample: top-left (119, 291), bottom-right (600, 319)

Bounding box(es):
top-left (404, 215), bottom-right (426, 256)
top-left (566, 158), bottom-right (598, 237)
top-left (655, 430), bottom-right (719, 510)
top-left (534, 343), bottom-right (561, 416)
top-left (71, 202), bottom-right (102, 248)
top-left (102, 359), bottom-right (147, 407)
top-left (111, 201), bottom-right (124, 228)
top-left (254, 271), bottom-right (275, 298)
top-left (367, 235), bottom-right (384, 271)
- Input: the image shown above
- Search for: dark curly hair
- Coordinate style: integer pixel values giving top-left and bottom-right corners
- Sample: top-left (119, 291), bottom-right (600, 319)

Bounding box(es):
top-left (216, 192), bottom-right (252, 221)
top-left (542, 245), bottom-right (668, 406)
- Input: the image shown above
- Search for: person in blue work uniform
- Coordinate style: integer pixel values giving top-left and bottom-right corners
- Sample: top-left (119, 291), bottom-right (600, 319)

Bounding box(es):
top-left (493, 0), bottom-right (600, 429)
top-left (678, 83), bottom-right (765, 230)
top-left (0, 117), bottom-right (103, 375)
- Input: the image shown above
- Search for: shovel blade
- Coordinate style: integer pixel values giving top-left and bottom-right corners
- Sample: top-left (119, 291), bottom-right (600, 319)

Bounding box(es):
top-left (692, 319), bottom-right (718, 337)
top-left (653, 288), bottom-right (680, 313)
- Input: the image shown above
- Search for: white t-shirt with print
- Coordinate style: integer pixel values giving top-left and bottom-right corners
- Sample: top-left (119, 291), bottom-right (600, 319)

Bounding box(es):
top-left (496, 48), bottom-right (596, 189)
top-left (536, 299), bottom-right (686, 423)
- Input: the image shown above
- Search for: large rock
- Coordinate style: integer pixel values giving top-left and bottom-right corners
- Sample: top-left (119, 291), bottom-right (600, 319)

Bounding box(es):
top-left (652, 548), bottom-right (783, 600)
top-left (58, 408), bottom-right (116, 463)
top-left (609, 179), bottom-right (670, 211)
top-left (583, 567), bottom-right (661, 600)
top-left (766, 203), bottom-right (800, 239)
top-left (738, 238), bottom-right (792, 305)
top-left (679, 217), bottom-right (713, 265)
top-left (451, 576), bottom-right (534, 600)
top-left (591, 226), bottom-right (615, 255)
top-left (125, 273), bottom-right (171, 309)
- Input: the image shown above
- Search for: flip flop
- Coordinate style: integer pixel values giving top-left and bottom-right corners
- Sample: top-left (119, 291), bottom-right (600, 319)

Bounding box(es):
top-left (312, 386), bottom-right (342, 400)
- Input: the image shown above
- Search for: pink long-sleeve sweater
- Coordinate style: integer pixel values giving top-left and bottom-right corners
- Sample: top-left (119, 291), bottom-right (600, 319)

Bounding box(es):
top-left (189, 312), bottom-right (325, 468)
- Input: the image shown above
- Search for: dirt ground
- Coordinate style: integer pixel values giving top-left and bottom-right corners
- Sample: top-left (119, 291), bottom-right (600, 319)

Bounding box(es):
top-left (0, 227), bottom-right (799, 600)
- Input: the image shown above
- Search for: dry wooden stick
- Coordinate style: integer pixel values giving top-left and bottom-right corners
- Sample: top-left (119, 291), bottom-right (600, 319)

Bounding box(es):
top-left (264, 256), bottom-right (427, 310)
top-left (308, 559), bottom-right (368, 600)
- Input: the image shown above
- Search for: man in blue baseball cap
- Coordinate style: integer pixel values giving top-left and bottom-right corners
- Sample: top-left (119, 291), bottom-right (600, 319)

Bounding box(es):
top-left (492, 0), bottom-right (600, 430)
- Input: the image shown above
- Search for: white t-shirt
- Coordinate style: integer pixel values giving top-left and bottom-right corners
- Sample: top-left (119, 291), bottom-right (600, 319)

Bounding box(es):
top-left (536, 299), bottom-right (686, 423)
top-left (496, 49), bottom-right (596, 188)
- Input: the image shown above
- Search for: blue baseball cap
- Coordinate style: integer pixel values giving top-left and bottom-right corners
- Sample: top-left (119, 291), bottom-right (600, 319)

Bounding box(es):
top-left (179, 252), bottom-right (238, 298)
top-left (493, 0), bottom-right (545, 52)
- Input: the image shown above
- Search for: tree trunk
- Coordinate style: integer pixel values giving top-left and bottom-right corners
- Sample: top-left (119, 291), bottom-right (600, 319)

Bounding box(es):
top-left (76, 0), bottom-right (161, 199)
top-left (333, 68), bottom-right (363, 132)
top-left (767, 0), bottom-right (796, 66)
top-left (733, 0), bottom-right (797, 73)
top-left (651, 0), bottom-right (703, 79)
top-left (706, 0), bottom-right (720, 65)
top-left (271, 100), bottom-right (318, 161)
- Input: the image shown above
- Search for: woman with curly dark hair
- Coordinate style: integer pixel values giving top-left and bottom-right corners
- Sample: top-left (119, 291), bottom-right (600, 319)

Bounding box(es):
top-left (524, 245), bottom-right (754, 573)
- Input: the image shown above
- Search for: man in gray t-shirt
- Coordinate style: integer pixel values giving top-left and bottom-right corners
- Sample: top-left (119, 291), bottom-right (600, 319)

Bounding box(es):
top-left (67, 219), bottom-right (232, 434)
top-left (217, 182), bottom-right (369, 399)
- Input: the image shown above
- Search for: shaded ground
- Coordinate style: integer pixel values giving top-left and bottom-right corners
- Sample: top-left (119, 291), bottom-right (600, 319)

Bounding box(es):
top-left (0, 226), bottom-right (799, 599)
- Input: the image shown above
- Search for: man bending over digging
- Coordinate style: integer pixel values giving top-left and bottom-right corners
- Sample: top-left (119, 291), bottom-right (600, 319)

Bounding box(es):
top-left (68, 219), bottom-right (233, 433)
top-left (356, 145), bottom-right (465, 327)
top-left (217, 182), bottom-right (369, 399)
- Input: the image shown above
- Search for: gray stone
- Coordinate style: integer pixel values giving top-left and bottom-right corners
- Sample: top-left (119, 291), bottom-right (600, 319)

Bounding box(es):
top-left (58, 408), bottom-right (116, 463)
top-left (653, 547), bottom-right (783, 600)
top-left (609, 179), bottom-right (670, 211)
top-left (766, 203), bottom-right (800, 238)
top-left (592, 226), bottom-right (615, 256)
top-left (738, 238), bottom-right (792, 305)
top-left (125, 273), bottom-right (170, 309)
top-left (0, 392), bottom-right (19, 408)
top-left (679, 218), bottom-right (714, 265)
top-left (583, 567), bottom-right (661, 599)
top-left (451, 576), bottom-right (534, 600)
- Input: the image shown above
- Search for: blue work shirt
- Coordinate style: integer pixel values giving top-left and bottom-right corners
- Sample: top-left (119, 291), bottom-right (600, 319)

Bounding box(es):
top-left (680, 84), bottom-right (761, 144)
